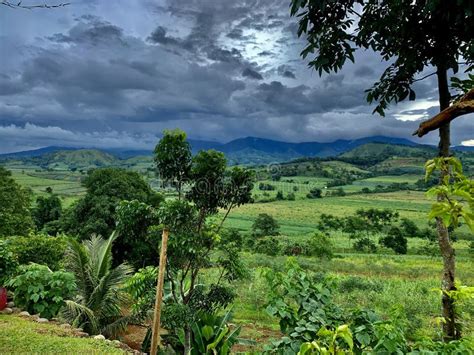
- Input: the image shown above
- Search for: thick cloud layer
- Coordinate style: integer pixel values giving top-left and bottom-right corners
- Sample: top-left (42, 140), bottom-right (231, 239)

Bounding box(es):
top-left (0, 0), bottom-right (472, 153)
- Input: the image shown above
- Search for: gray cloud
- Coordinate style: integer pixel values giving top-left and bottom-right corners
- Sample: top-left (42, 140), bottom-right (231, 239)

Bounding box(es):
top-left (0, 0), bottom-right (472, 154)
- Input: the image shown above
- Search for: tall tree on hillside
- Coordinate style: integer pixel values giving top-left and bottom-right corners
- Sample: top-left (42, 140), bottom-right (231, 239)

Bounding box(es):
top-left (0, 167), bottom-right (34, 236)
top-left (290, 0), bottom-right (474, 340)
top-left (154, 129), bottom-right (192, 200)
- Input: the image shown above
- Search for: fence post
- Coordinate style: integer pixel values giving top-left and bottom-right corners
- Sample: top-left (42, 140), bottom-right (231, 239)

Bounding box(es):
top-left (150, 228), bottom-right (169, 355)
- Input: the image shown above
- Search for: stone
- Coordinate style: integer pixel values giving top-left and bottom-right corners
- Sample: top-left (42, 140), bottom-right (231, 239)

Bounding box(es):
top-left (93, 335), bottom-right (106, 340)
top-left (60, 323), bottom-right (72, 329)
top-left (36, 318), bottom-right (49, 323)
top-left (1, 308), bottom-right (13, 314)
top-left (77, 332), bottom-right (89, 338)
top-left (112, 340), bottom-right (122, 347)
top-left (19, 311), bottom-right (30, 317)
top-left (7, 301), bottom-right (14, 308)
top-left (11, 307), bottom-right (21, 313)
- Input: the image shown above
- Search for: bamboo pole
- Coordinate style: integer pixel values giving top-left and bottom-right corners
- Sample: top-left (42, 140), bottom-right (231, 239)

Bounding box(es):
top-left (150, 228), bottom-right (169, 355)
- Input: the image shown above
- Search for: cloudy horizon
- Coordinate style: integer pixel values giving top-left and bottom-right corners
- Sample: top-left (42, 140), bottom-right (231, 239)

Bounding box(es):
top-left (0, 0), bottom-right (473, 154)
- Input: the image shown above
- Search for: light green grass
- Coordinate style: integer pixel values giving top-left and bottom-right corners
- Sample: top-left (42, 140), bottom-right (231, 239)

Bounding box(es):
top-left (0, 315), bottom-right (126, 353)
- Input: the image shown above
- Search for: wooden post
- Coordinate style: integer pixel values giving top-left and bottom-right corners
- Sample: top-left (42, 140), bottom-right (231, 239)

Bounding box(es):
top-left (150, 228), bottom-right (169, 355)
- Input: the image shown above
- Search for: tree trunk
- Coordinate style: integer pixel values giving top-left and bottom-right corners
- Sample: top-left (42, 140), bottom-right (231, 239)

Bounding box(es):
top-left (184, 326), bottom-right (192, 354)
top-left (436, 67), bottom-right (459, 341)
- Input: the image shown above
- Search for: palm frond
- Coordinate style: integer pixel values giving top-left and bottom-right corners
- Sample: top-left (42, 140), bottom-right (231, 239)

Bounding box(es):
top-left (63, 299), bottom-right (100, 335)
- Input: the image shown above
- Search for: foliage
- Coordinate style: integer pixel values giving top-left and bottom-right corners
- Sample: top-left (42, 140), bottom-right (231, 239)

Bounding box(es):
top-left (298, 325), bottom-right (353, 355)
top-left (7, 234), bottom-right (68, 271)
top-left (353, 238), bottom-right (377, 254)
top-left (425, 157), bottom-right (474, 231)
top-left (306, 232), bottom-right (334, 259)
top-left (264, 259), bottom-right (345, 353)
top-left (153, 128), bottom-right (192, 198)
top-left (178, 309), bottom-right (243, 355)
top-left (0, 166), bottom-right (34, 237)
top-left (114, 199), bottom-right (161, 268)
top-left (62, 167), bottom-right (157, 240)
top-left (7, 264), bottom-right (75, 319)
top-left (379, 227), bottom-right (408, 254)
top-left (62, 233), bottom-right (134, 336)
top-left (290, 0), bottom-right (474, 115)
top-left (306, 187), bottom-right (322, 199)
top-left (0, 239), bottom-right (18, 286)
top-left (252, 213), bottom-right (280, 237)
top-left (400, 218), bottom-right (421, 239)
top-left (254, 237), bottom-right (281, 256)
top-left (124, 266), bottom-right (158, 322)
top-left (33, 194), bottom-right (62, 234)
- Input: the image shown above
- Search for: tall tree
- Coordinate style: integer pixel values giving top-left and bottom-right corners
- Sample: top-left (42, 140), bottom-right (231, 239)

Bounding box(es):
top-left (154, 129), bottom-right (192, 200)
top-left (290, 0), bottom-right (474, 340)
top-left (0, 167), bottom-right (34, 236)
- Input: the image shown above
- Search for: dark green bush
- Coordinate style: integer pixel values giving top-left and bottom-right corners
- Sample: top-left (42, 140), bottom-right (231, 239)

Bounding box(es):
top-left (7, 263), bottom-right (75, 318)
top-left (353, 238), bottom-right (377, 253)
top-left (255, 237), bottom-right (281, 256)
top-left (306, 232), bottom-right (334, 259)
top-left (380, 227), bottom-right (408, 254)
top-left (8, 234), bottom-right (68, 270)
top-left (0, 239), bottom-right (18, 286)
top-left (252, 213), bottom-right (280, 237)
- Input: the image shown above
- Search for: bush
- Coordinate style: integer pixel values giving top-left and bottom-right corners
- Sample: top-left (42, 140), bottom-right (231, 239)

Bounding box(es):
top-left (276, 191), bottom-right (284, 200)
top-left (353, 238), bottom-right (377, 253)
top-left (8, 234), bottom-right (68, 270)
top-left (255, 237), bottom-right (281, 256)
top-left (252, 213), bottom-right (280, 237)
top-left (306, 188), bottom-right (322, 199)
top-left (282, 241), bottom-right (306, 256)
top-left (287, 192), bottom-right (296, 201)
top-left (306, 232), bottom-right (334, 259)
top-left (7, 264), bottom-right (75, 319)
top-left (379, 227), bottom-right (408, 254)
top-left (0, 240), bottom-right (18, 286)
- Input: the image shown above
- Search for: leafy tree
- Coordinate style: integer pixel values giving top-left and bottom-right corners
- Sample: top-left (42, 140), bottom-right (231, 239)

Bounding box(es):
top-left (306, 232), bottom-right (334, 259)
top-left (317, 214), bottom-right (344, 233)
top-left (355, 209), bottom-right (399, 233)
top-left (62, 168), bottom-right (158, 240)
top-left (276, 190), bottom-right (284, 200)
top-left (154, 129), bottom-right (192, 199)
top-left (400, 218), bottom-right (421, 239)
top-left (33, 194), bottom-right (62, 233)
top-left (380, 227), bottom-right (408, 254)
top-left (63, 233), bottom-right (134, 337)
top-left (252, 213), bottom-right (280, 237)
top-left (306, 187), bottom-right (322, 199)
top-left (290, 0), bottom-right (474, 340)
top-left (0, 167), bottom-right (34, 236)
top-left (353, 238), bottom-right (377, 254)
top-left (254, 237), bottom-right (281, 256)
top-left (0, 240), bottom-right (18, 286)
top-left (114, 200), bottom-right (161, 268)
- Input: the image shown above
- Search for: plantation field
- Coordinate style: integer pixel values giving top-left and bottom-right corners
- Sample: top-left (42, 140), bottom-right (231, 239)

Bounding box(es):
top-left (230, 253), bottom-right (474, 346)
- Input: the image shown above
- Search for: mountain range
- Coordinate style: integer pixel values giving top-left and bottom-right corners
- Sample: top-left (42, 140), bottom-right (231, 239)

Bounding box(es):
top-left (1, 135), bottom-right (472, 166)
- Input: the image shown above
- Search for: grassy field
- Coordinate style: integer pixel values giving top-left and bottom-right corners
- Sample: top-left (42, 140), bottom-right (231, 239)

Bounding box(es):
top-left (0, 315), bottom-right (126, 353)
top-left (5, 163), bottom-right (474, 350)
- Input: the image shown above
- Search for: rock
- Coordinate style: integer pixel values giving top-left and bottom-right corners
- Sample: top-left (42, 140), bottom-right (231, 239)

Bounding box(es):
top-left (1, 308), bottom-right (13, 314)
top-left (19, 311), bottom-right (30, 317)
top-left (112, 340), bottom-right (122, 347)
top-left (31, 314), bottom-right (40, 320)
top-left (11, 307), bottom-right (21, 313)
top-left (7, 301), bottom-right (14, 308)
top-left (36, 318), bottom-right (49, 323)
top-left (93, 335), bottom-right (106, 340)
top-left (76, 328), bottom-right (84, 332)
top-left (77, 332), bottom-right (89, 338)
top-left (60, 323), bottom-right (72, 329)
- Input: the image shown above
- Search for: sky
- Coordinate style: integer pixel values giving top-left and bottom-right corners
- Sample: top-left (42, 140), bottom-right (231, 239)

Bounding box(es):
top-left (0, 0), bottom-right (473, 154)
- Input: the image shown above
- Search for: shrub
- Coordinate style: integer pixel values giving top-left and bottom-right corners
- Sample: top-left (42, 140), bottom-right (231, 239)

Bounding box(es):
top-left (125, 266), bottom-right (157, 322)
top-left (276, 191), bottom-right (284, 200)
top-left (306, 188), bottom-right (322, 199)
top-left (379, 227), bottom-right (408, 254)
top-left (353, 238), bottom-right (377, 253)
top-left (252, 213), bottom-right (280, 237)
top-left (0, 240), bottom-right (18, 286)
top-left (287, 192), bottom-right (296, 201)
top-left (306, 232), bottom-right (334, 259)
top-left (7, 264), bottom-right (75, 319)
top-left (400, 218), bottom-right (420, 238)
top-left (255, 237), bottom-right (281, 256)
top-left (8, 234), bottom-right (68, 270)
top-left (282, 241), bottom-right (306, 256)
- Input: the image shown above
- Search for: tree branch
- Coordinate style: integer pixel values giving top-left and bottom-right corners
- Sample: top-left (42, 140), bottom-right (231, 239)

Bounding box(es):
top-left (413, 88), bottom-right (474, 137)
top-left (1, 1), bottom-right (69, 9)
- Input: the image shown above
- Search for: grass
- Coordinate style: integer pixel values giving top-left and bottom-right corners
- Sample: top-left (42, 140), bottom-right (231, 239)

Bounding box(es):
top-left (0, 315), bottom-right (126, 353)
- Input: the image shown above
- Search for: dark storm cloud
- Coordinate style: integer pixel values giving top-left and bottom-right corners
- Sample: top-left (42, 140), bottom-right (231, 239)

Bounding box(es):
top-left (242, 68), bottom-right (263, 80)
top-left (0, 0), bottom-right (472, 153)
